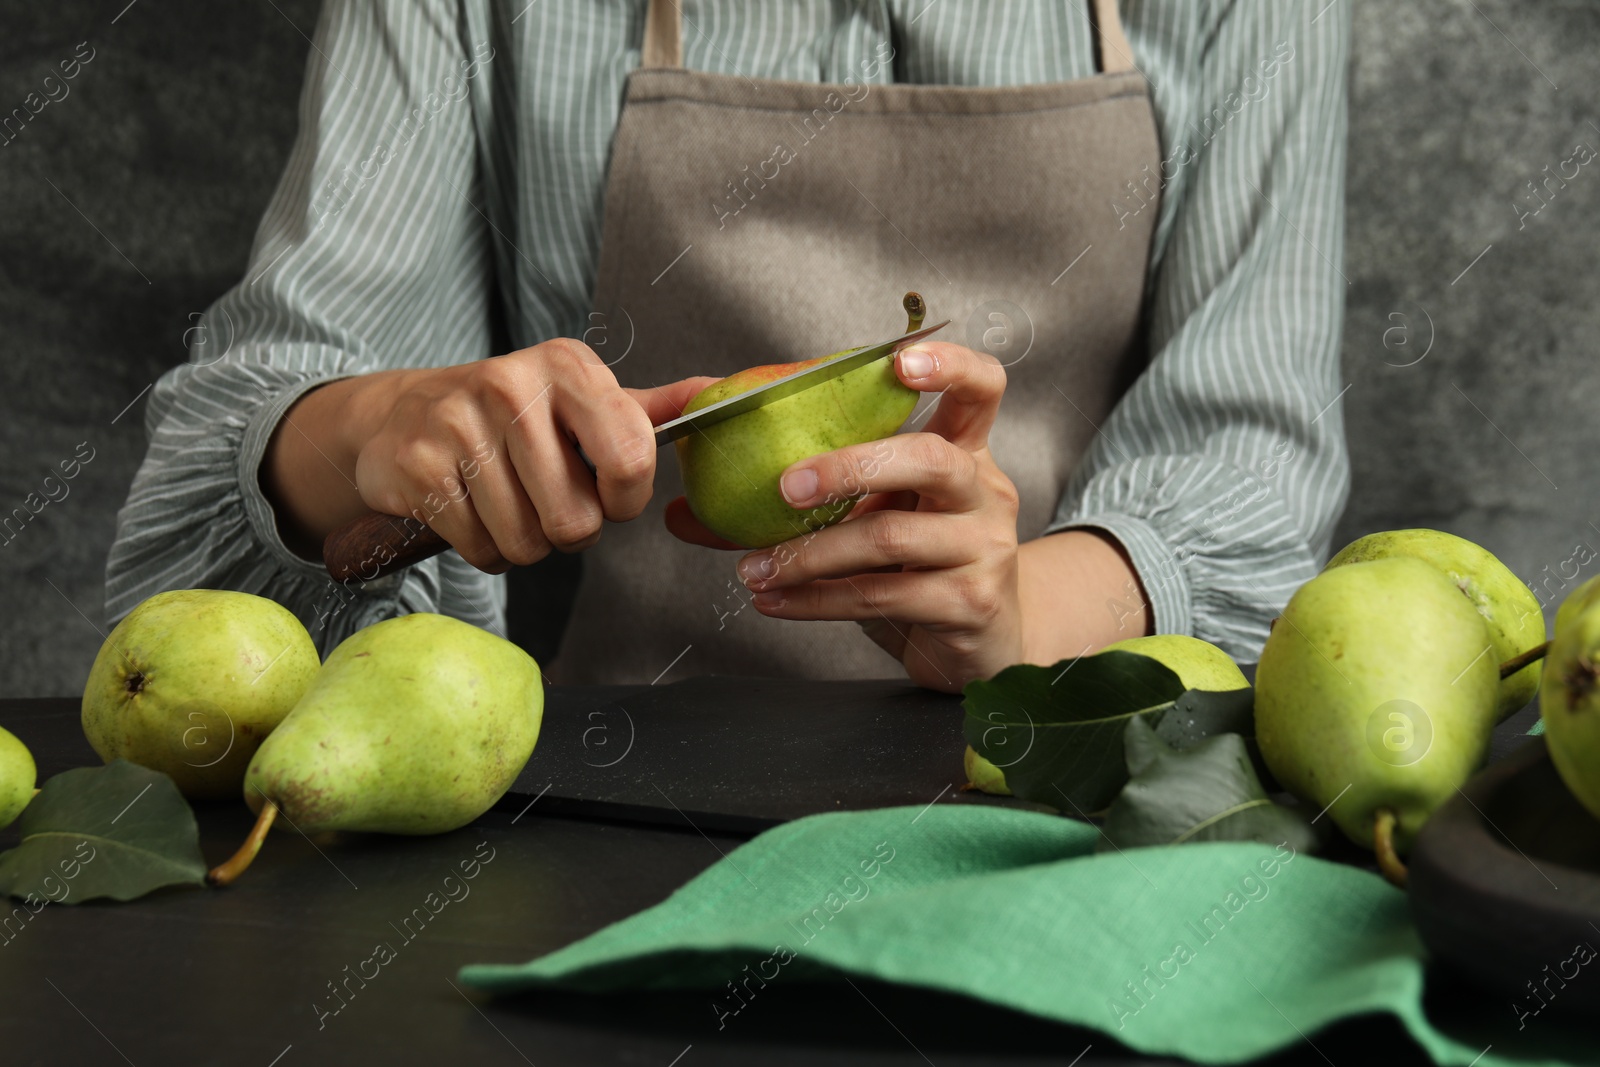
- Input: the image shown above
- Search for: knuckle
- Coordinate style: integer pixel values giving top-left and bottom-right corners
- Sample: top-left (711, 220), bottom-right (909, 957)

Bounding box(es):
top-left (542, 336), bottom-right (597, 365)
top-left (982, 354), bottom-right (1009, 391)
top-left (963, 342), bottom-right (1005, 373)
top-left (499, 531), bottom-right (550, 567)
top-left (920, 438), bottom-right (970, 488)
top-left (990, 471), bottom-right (1020, 515)
top-left (427, 392), bottom-right (482, 437)
top-left (543, 506), bottom-right (602, 550)
top-left (989, 523), bottom-right (1018, 558)
top-left (943, 630), bottom-right (986, 659)
top-left (553, 338), bottom-right (614, 383)
top-left (607, 497), bottom-right (650, 524)
top-left (606, 410), bottom-right (656, 483)
top-left (457, 536), bottom-right (506, 573)
top-left (956, 349), bottom-right (1008, 403)
top-left (611, 442), bottom-right (655, 485)
top-left (836, 457), bottom-right (868, 498)
top-left (956, 573), bottom-right (1000, 621)
top-left (857, 574), bottom-right (892, 609)
top-left (478, 359), bottom-right (531, 413)
top-left (867, 515), bottom-right (910, 561)
top-left (853, 450), bottom-right (888, 493)
top-left (770, 539), bottom-right (805, 573)
top-left (392, 439), bottom-right (445, 485)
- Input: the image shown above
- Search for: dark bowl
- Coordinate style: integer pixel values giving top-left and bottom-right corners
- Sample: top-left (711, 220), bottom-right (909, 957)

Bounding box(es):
top-left (1409, 736), bottom-right (1600, 1016)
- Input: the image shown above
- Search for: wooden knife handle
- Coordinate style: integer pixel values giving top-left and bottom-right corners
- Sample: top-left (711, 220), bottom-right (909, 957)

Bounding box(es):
top-left (323, 512), bottom-right (448, 583)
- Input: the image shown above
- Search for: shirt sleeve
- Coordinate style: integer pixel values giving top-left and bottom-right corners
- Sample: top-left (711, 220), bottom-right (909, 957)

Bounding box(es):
top-left (1046, 1), bottom-right (1352, 662)
top-left (104, 0), bottom-right (506, 651)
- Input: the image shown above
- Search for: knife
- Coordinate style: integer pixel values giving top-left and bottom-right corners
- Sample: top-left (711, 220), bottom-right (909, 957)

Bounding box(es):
top-left (322, 317), bottom-right (949, 583)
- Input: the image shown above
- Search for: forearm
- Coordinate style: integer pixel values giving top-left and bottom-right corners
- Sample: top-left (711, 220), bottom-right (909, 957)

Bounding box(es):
top-left (1017, 529), bottom-right (1152, 666)
top-left (261, 371), bottom-right (405, 558)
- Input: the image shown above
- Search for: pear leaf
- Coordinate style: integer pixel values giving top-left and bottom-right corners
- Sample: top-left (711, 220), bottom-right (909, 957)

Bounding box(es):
top-left (962, 652), bottom-right (1254, 812)
top-left (1150, 687), bottom-right (1256, 749)
top-left (1153, 686), bottom-right (1280, 790)
top-left (1097, 718), bottom-right (1319, 854)
top-left (0, 760), bottom-right (206, 904)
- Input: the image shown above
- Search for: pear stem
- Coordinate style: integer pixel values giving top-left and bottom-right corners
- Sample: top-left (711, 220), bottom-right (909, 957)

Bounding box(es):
top-left (1499, 640), bottom-right (1551, 680)
top-left (1373, 807), bottom-right (1408, 889)
top-left (903, 292), bottom-right (926, 333)
top-left (207, 800), bottom-right (278, 887)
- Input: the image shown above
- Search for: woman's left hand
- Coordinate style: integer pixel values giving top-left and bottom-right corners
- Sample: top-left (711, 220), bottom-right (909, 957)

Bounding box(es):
top-left (666, 342), bottom-right (1023, 692)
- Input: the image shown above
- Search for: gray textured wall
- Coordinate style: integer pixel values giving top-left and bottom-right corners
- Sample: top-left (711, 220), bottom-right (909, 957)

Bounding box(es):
top-left (2, 0), bottom-right (1596, 697)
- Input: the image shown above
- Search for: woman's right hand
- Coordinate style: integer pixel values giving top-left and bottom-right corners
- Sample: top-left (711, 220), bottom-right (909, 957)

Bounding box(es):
top-left (263, 337), bottom-right (716, 573)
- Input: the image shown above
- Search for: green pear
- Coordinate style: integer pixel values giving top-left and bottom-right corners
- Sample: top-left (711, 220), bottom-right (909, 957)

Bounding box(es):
top-left (1326, 529), bottom-right (1545, 719)
top-left (0, 725), bottom-right (36, 831)
top-left (963, 742), bottom-right (1013, 796)
top-left (1100, 634), bottom-right (1250, 691)
top-left (965, 634), bottom-right (1248, 795)
top-left (1255, 557), bottom-right (1500, 861)
top-left (1539, 588), bottom-right (1600, 821)
top-left (676, 350), bottom-right (917, 549)
top-left (1554, 574), bottom-right (1600, 637)
top-left (82, 589), bottom-right (321, 799)
top-left (210, 613), bottom-right (542, 885)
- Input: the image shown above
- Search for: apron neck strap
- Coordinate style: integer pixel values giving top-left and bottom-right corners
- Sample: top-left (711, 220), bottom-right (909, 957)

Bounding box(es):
top-left (641, 0), bottom-right (683, 69)
top-left (1089, 0), bottom-right (1134, 74)
top-left (639, 0), bottom-right (1133, 75)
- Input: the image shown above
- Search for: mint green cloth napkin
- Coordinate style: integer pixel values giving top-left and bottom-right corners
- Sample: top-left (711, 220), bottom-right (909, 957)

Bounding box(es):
top-left (459, 805), bottom-right (1570, 1065)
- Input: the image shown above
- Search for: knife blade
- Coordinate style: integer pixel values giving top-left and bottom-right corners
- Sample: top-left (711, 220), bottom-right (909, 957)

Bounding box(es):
top-left (322, 319), bottom-right (948, 584)
top-left (645, 318), bottom-right (949, 447)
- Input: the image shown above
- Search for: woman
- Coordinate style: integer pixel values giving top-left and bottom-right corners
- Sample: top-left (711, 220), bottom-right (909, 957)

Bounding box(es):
top-left (106, 0), bottom-right (1349, 692)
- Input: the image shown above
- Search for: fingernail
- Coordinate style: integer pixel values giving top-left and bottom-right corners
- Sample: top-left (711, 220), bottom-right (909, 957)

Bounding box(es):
top-left (753, 590), bottom-right (785, 610)
top-left (899, 346), bottom-right (935, 380)
top-left (781, 467), bottom-right (819, 506)
top-left (739, 551), bottom-right (776, 587)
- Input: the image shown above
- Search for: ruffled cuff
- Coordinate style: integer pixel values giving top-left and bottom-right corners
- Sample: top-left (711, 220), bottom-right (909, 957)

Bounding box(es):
top-left (236, 374), bottom-right (409, 601)
top-left (236, 375), bottom-right (356, 582)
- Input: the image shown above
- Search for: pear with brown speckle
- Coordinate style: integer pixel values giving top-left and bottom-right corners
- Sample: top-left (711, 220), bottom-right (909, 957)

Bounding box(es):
top-left (209, 613), bottom-right (542, 885)
top-left (1541, 582), bottom-right (1600, 821)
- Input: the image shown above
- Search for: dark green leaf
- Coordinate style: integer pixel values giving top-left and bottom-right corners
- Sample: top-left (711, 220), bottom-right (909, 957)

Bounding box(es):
top-left (0, 760), bottom-right (206, 904)
top-left (962, 652), bottom-right (1255, 812)
top-left (1151, 688), bottom-right (1256, 750)
top-left (1098, 718), bottom-right (1319, 854)
top-left (1156, 687), bottom-right (1282, 791)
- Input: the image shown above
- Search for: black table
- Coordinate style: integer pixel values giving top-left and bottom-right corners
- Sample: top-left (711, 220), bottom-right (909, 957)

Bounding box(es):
top-left (0, 686), bottom-right (1564, 1066)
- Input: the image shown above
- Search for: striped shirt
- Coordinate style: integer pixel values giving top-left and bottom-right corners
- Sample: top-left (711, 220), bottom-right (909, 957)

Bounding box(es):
top-left (105, 0), bottom-right (1350, 668)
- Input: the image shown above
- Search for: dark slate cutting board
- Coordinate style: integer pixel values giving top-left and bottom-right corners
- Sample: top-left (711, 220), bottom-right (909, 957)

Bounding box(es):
top-left (503, 670), bottom-right (1543, 837)
top-left (501, 676), bottom-right (1044, 834)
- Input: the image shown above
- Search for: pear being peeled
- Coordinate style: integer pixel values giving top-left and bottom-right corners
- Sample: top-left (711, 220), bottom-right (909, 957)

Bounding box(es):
top-left (676, 351), bottom-right (917, 549)
top-left (1255, 557), bottom-right (1500, 855)
top-left (210, 614), bottom-right (543, 885)
top-left (81, 589), bottom-right (321, 799)
top-left (965, 634), bottom-right (1248, 796)
top-left (1325, 529), bottom-right (1545, 719)
top-left (1540, 585), bottom-right (1600, 821)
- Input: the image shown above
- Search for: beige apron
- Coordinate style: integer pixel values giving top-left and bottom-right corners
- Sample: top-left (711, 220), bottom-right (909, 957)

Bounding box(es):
top-left (547, 0), bottom-right (1162, 684)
